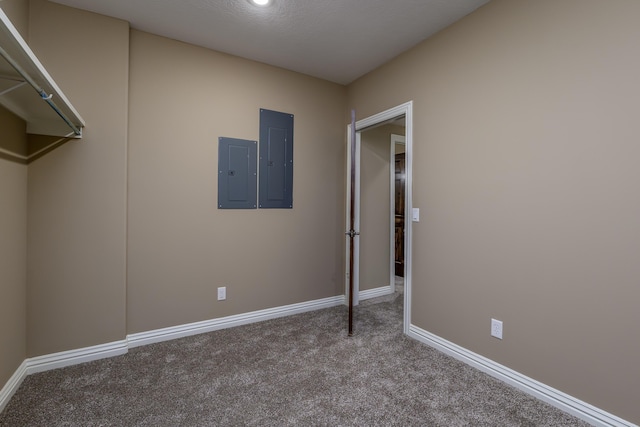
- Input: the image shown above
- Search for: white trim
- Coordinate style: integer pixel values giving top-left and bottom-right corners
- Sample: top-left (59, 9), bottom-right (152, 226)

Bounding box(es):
top-left (1, 341), bottom-right (127, 412)
top-left (359, 285), bottom-right (394, 301)
top-left (127, 295), bottom-right (344, 348)
top-left (25, 340), bottom-right (128, 375)
top-left (344, 123), bottom-right (352, 305)
top-left (403, 103), bottom-right (413, 336)
top-left (408, 324), bottom-right (636, 427)
top-left (0, 360), bottom-right (27, 413)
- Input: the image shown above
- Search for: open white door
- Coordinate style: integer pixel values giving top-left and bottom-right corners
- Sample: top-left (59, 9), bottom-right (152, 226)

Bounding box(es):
top-left (345, 101), bottom-right (413, 335)
top-left (345, 111), bottom-right (360, 335)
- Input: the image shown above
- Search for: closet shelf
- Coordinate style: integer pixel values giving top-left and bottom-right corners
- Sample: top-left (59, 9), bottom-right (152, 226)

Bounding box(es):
top-left (0, 8), bottom-right (84, 138)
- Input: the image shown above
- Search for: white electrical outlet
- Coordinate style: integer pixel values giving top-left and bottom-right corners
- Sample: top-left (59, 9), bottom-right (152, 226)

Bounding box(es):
top-left (491, 318), bottom-right (503, 339)
top-left (217, 287), bottom-right (226, 301)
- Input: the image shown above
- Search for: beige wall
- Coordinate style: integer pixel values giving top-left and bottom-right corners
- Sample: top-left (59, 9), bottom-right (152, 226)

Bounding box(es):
top-left (0, 0), bottom-right (29, 39)
top-left (4, 0), bottom-right (346, 357)
top-left (126, 30), bottom-right (347, 333)
top-left (0, 106), bottom-right (27, 161)
top-left (358, 124), bottom-right (402, 291)
top-left (26, 0), bottom-right (129, 356)
top-left (348, 0), bottom-right (640, 422)
top-left (0, 112), bottom-right (27, 388)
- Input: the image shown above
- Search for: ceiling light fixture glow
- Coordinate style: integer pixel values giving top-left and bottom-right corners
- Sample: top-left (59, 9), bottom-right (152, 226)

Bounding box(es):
top-left (251, 0), bottom-right (270, 6)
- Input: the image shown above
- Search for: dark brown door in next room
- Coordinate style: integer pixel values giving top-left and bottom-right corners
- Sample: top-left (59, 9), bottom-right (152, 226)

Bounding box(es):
top-left (395, 152), bottom-right (406, 277)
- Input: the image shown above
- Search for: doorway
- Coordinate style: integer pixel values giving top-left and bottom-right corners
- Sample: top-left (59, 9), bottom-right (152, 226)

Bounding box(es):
top-left (346, 101), bottom-right (413, 334)
top-left (391, 134), bottom-right (406, 280)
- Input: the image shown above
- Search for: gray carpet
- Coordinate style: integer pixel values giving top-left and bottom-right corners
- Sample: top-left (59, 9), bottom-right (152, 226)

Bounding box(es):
top-left (0, 290), bottom-right (590, 426)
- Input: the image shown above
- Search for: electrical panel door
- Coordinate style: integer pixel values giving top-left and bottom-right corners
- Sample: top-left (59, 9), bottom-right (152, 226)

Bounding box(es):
top-left (218, 137), bottom-right (257, 209)
top-left (259, 109), bottom-right (293, 208)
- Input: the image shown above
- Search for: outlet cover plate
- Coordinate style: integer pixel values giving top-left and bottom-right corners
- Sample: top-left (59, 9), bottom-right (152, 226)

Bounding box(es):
top-left (217, 287), bottom-right (226, 301)
top-left (412, 208), bottom-right (420, 222)
top-left (491, 318), bottom-right (503, 339)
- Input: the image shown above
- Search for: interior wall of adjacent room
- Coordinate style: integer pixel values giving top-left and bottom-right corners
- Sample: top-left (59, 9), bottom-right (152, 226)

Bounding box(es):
top-left (359, 124), bottom-right (404, 292)
top-left (127, 30), bottom-right (347, 333)
top-left (347, 0), bottom-right (640, 423)
top-left (26, 0), bottom-right (129, 357)
top-left (0, 109), bottom-right (27, 388)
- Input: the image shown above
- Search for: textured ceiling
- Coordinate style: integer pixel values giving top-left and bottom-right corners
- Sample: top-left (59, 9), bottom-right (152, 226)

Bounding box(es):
top-left (49, 0), bottom-right (489, 85)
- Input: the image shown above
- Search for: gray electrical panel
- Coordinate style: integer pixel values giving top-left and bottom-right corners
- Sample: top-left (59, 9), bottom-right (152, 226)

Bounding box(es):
top-left (218, 137), bottom-right (257, 209)
top-left (259, 109), bottom-right (293, 208)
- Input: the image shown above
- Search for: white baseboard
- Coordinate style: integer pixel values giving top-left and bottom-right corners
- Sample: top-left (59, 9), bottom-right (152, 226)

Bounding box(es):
top-left (1, 341), bottom-right (128, 413)
top-left (127, 295), bottom-right (344, 348)
top-left (25, 340), bottom-right (128, 376)
top-left (3, 297), bottom-right (633, 427)
top-left (1, 295), bottom-right (344, 412)
top-left (408, 324), bottom-right (636, 427)
top-left (359, 285), bottom-right (393, 301)
top-left (0, 360), bottom-right (27, 413)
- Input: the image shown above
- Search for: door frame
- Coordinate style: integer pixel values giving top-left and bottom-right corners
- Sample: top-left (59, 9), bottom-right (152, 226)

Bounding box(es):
top-left (345, 101), bottom-right (413, 334)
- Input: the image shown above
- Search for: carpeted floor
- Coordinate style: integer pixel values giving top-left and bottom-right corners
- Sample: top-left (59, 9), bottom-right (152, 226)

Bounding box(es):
top-left (0, 289), bottom-right (590, 426)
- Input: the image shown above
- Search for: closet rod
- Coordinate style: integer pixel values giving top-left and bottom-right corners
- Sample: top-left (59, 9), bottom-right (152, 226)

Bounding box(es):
top-left (0, 44), bottom-right (82, 136)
